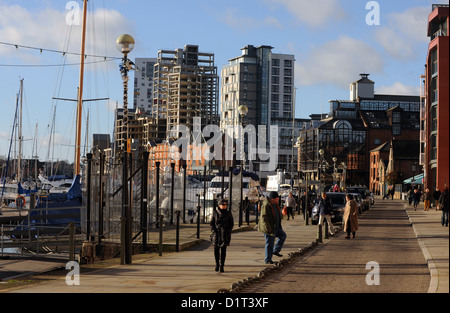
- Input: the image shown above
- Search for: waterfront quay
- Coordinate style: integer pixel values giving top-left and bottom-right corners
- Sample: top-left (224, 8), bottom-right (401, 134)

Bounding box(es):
top-left (0, 199), bottom-right (448, 294)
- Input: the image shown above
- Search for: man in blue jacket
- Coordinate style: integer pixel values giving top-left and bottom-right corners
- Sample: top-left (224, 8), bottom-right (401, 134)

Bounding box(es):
top-left (318, 192), bottom-right (335, 235)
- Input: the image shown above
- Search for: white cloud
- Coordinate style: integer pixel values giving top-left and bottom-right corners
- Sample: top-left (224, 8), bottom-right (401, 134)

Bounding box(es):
top-left (295, 35), bottom-right (384, 88)
top-left (0, 4), bottom-right (132, 63)
top-left (268, 0), bottom-right (346, 28)
top-left (220, 8), bottom-right (282, 31)
top-left (375, 82), bottom-right (420, 96)
top-left (374, 6), bottom-right (429, 60)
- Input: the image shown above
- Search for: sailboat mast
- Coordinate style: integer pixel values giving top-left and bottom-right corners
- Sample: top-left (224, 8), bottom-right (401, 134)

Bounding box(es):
top-left (75, 0), bottom-right (88, 177)
top-left (18, 78), bottom-right (24, 183)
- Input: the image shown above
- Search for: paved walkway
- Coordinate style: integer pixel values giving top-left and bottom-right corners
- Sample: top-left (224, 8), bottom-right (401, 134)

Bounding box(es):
top-left (2, 200), bottom-right (448, 293)
top-left (404, 202), bottom-right (449, 293)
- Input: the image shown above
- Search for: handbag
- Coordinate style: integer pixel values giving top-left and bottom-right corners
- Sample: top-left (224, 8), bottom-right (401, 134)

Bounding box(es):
top-left (437, 203), bottom-right (443, 211)
top-left (282, 207), bottom-right (288, 216)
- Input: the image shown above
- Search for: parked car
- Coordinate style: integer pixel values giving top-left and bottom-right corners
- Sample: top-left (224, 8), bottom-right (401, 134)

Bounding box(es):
top-left (346, 187), bottom-right (370, 211)
top-left (311, 192), bottom-right (347, 225)
top-left (368, 192), bottom-right (375, 206)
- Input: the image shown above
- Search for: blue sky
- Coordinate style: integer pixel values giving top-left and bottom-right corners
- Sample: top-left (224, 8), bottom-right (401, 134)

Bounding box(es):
top-left (0, 0), bottom-right (446, 165)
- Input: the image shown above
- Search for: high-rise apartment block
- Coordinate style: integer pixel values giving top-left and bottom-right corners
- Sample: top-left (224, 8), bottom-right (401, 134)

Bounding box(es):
top-left (220, 45), bottom-right (298, 178)
top-left (133, 58), bottom-right (157, 114)
top-left (423, 4), bottom-right (449, 190)
top-left (153, 45), bottom-right (219, 140)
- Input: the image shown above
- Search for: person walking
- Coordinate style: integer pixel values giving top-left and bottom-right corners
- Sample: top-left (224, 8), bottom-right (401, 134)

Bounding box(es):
top-left (423, 188), bottom-right (432, 211)
top-left (413, 188), bottom-right (421, 211)
top-left (408, 188), bottom-right (414, 206)
top-left (317, 192), bottom-right (335, 236)
top-left (433, 187), bottom-right (441, 211)
top-left (299, 191), bottom-right (307, 220)
top-left (258, 191), bottom-right (287, 264)
top-left (343, 194), bottom-right (359, 239)
top-left (438, 187), bottom-right (449, 227)
top-left (210, 199), bottom-right (234, 272)
top-left (284, 192), bottom-right (296, 220)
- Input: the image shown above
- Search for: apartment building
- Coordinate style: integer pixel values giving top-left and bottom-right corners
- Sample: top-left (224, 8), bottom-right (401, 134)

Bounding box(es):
top-left (133, 58), bottom-right (157, 114)
top-left (152, 45), bottom-right (219, 140)
top-left (220, 45), bottom-right (298, 180)
top-left (423, 4), bottom-right (449, 191)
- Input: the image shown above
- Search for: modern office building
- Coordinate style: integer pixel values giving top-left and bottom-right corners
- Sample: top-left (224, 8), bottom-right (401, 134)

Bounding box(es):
top-left (133, 58), bottom-right (157, 114)
top-left (423, 4), bottom-right (449, 191)
top-left (152, 45), bottom-right (219, 141)
top-left (220, 45), bottom-right (298, 179)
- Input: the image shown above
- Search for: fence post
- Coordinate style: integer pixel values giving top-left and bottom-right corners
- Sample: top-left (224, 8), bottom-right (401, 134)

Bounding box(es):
top-left (203, 165), bottom-right (207, 223)
top-left (182, 163), bottom-right (187, 224)
top-left (142, 151), bottom-right (149, 252)
top-left (170, 162), bottom-right (175, 226)
top-left (158, 215), bottom-right (163, 256)
top-left (196, 205), bottom-right (201, 239)
top-left (86, 153), bottom-right (93, 242)
top-left (98, 150), bottom-right (104, 244)
top-left (69, 222), bottom-right (75, 262)
top-left (228, 167), bottom-right (233, 213)
top-left (156, 162), bottom-right (160, 228)
top-left (175, 211), bottom-right (180, 252)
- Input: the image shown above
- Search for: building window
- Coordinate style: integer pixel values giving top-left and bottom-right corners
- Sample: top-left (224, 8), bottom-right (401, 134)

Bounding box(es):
top-left (393, 112), bottom-right (401, 123)
top-left (272, 59), bottom-right (280, 67)
top-left (284, 68), bottom-right (292, 76)
top-left (272, 67), bottom-right (280, 75)
top-left (374, 138), bottom-right (381, 145)
top-left (392, 124), bottom-right (401, 135)
top-left (284, 59), bottom-right (292, 67)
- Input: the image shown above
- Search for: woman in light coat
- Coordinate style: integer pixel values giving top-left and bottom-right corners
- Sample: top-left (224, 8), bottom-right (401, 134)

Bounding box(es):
top-left (343, 194), bottom-right (359, 239)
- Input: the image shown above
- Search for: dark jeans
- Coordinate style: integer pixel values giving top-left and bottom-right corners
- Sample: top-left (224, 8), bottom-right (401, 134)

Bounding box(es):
top-left (286, 207), bottom-right (294, 220)
top-left (214, 246), bottom-right (227, 266)
top-left (264, 228), bottom-right (287, 263)
top-left (442, 210), bottom-right (449, 227)
top-left (346, 218), bottom-right (355, 237)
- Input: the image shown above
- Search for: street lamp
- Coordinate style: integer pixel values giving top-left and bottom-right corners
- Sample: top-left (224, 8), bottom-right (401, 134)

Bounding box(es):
top-left (237, 104), bottom-right (248, 227)
top-left (332, 157), bottom-right (337, 186)
top-left (116, 34), bottom-right (135, 265)
top-left (318, 149), bottom-right (325, 193)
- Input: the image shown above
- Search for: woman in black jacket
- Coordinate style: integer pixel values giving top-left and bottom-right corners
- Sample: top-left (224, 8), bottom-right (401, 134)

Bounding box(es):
top-left (210, 199), bottom-right (234, 272)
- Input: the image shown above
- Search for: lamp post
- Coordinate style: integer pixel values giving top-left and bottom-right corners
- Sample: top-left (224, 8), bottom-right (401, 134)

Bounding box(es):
top-left (318, 149), bottom-right (325, 194)
top-left (332, 157), bottom-right (337, 186)
top-left (117, 34), bottom-right (135, 265)
top-left (341, 162), bottom-right (347, 191)
top-left (238, 104), bottom-right (248, 227)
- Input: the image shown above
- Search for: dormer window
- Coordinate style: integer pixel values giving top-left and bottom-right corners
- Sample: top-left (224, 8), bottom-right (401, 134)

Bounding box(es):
top-left (393, 112), bottom-right (401, 123)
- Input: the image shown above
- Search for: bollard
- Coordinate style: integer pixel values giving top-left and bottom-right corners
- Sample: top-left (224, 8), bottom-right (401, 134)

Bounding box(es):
top-left (324, 218), bottom-right (329, 239)
top-left (175, 211), bottom-right (180, 252)
top-left (317, 224), bottom-right (323, 243)
top-left (159, 215), bottom-right (164, 256)
top-left (304, 208), bottom-right (309, 226)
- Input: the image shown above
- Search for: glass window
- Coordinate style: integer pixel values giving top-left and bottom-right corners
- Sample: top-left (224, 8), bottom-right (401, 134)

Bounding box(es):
top-left (393, 124), bottom-right (401, 135)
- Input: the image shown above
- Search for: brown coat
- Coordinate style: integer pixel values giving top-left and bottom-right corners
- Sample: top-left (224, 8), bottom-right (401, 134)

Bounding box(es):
top-left (343, 199), bottom-right (359, 232)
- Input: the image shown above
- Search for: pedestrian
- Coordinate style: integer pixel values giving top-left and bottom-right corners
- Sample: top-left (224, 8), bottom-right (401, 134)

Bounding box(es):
top-left (343, 194), bottom-right (359, 239)
top-left (413, 188), bottom-right (421, 211)
top-left (408, 188), bottom-right (414, 206)
top-left (438, 187), bottom-right (449, 227)
top-left (299, 191), bottom-right (307, 219)
top-left (423, 188), bottom-right (432, 211)
top-left (433, 187), bottom-right (441, 211)
top-left (390, 187), bottom-right (395, 200)
top-left (210, 199), bottom-right (234, 272)
top-left (258, 191), bottom-right (287, 264)
top-left (284, 192), bottom-right (296, 220)
top-left (317, 191), bottom-right (335, 236)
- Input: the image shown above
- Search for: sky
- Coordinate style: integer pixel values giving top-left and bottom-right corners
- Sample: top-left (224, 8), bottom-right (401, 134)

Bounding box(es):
top-left (0, 0), bottom-right (447, 166)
